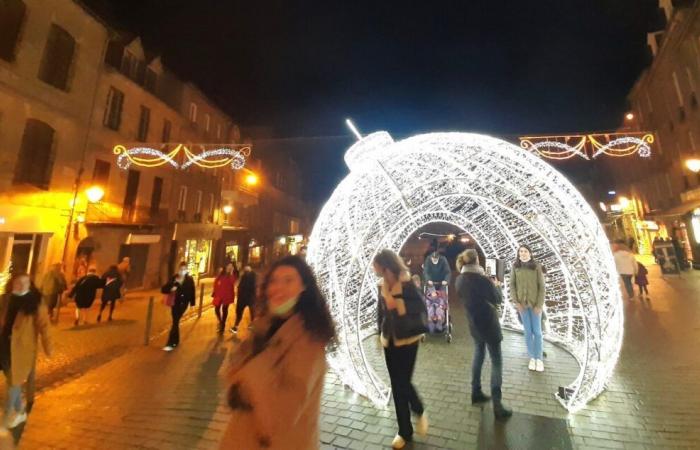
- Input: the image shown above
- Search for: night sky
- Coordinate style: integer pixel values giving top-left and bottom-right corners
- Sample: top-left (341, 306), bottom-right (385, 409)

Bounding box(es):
top-left (85, 0), bottom-right (661, 202)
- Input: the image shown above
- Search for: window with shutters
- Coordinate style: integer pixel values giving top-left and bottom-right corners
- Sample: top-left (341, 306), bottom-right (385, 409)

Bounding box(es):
top-left (0, 0), bottom-right (26, 62)
top-left (144, 68), bottom-right (157, 93)
top-left (37, 24), bottom-right (75, 91)
top-left (103, 87), bottom-right (124, 131)
top-left (13, 119), bottom-right (56, 190)
top-left (150, 176), bottom-right (163, 216)
top-left (204, 114), bottom-right (211, 133)
top-left (122, 170), bottom-right (140, 222)
top-left (137, 105), bottom-right (150, 141)
top-left (92, 159), bottom-right (111, 186)
top-left (189, 103), bottom-right (197, 123)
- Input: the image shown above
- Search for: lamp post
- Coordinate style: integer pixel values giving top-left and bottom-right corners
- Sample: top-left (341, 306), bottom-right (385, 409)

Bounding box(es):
top-left (686, 158), bottom-right (700, 173)
top-left (60, 184), bottom-right (105, 264)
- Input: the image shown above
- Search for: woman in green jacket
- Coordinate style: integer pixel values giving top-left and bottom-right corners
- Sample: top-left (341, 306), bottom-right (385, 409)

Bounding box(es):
top-left (509, 245), bottom-right (546, 372)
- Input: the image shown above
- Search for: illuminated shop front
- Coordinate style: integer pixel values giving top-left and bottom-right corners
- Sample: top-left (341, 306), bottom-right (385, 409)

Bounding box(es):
top-left (173, 223), bottom-right (221, 279)
top-left (273, 234), bottom-right (305, 259)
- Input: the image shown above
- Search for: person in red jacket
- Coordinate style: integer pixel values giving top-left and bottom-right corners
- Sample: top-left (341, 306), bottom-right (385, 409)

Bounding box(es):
top-left (212, 262), bottom-right (238, 334)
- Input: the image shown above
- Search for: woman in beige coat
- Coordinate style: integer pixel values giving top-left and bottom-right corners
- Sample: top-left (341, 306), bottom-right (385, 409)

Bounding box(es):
top-left (0, 273), bottom-right (52, 429)
top-left (221, 256), bottom-right (335, 450)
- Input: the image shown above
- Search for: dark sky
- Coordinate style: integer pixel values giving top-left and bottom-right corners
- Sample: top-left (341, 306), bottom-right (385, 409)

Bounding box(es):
top-left (85, 0), bottom-right (661, 202)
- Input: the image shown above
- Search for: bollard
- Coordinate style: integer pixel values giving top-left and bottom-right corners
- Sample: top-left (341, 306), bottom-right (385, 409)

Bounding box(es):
top-left (144, 296), bottom-right (154, 346)
top-left (198, 283), bottom-right (205, 318)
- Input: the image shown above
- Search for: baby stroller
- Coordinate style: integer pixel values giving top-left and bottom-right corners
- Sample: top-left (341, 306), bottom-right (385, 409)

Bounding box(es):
top-left (424, 285), bottom-right (453, 343)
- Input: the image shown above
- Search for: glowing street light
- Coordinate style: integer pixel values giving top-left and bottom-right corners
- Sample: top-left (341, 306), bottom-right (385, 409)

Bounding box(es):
top-left (245, 173), bottom-right (259, 186)
top-left (85, 185), bottom-right (105, 203)
top-left (618, 196), bottom-right (630, 209)
top-left (222, 204), bottom-right (233, 215)
top-left (625, 112), bottom-right (635, 121)
top-left (686, 158), bottom-right (700, 173)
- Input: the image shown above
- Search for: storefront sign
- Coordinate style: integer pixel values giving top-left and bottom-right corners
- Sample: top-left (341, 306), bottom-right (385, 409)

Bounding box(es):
top-left (654, 242), bottom-right (681, 275)
top-left (636, 220), bottom-right (659, 231)
top-left (125, 234), bottom-right (161, 244)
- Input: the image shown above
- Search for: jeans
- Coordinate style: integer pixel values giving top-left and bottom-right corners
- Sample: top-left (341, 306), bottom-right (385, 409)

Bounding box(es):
top-left (620, 275), bottom-right (634, 298)
top-left (472, 338), bottom-right (503, 404)
top-left (234, 300), bottom-right (254, 328)
top-left (167, 303), bottom-right (188, 346)
top-left (637, 284), bottom-right (648, 295)
top-left (384, 342), bottom-right (424, 440)
top-left (520, 307), bottom-right (543, 359)
top-left (214, 304), bottom-right (229, 329)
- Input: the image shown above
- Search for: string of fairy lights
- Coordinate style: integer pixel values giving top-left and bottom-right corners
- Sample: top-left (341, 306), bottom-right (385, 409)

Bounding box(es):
top-left (113, 144), bottom-right (251, 171)
top-left (307, 129), bottom-right (623, 413)
top-left (519, 133), bottom-right (654, 160)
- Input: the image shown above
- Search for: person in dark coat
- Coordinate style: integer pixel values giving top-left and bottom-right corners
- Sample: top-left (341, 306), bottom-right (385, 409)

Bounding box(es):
top-left (231, 266), bottom-right (257, 335)
top-left (423, 251), bottom-right (451, 288)
top-left (455, 249), bottom-right (512, 420)
top-left (161, 262), bottom-right (196, 351)
top-left (98, 265), bottom-right (122, 323)
top-left (68, 267), bottom-right (103, 326)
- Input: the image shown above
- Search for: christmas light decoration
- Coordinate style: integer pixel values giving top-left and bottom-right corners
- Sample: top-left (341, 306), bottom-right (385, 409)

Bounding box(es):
top-left (113, 144), bottom-right (251, 171)
top-left (519, 133), bottom-right (654, 160)
top-left (307, 131), bottom-right (623, 413)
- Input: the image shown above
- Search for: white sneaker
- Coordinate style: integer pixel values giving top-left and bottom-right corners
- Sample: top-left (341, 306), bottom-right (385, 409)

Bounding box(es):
top-left (536, 359), bottom-right (544, 372)
top-left (416, 412), bottom-right (429, 436)
top-left (391, 434), bottom-right (407, 449)
top-left (528, 358), bottom-right (536, 371)
top-left (7, 411), bottom-right (27, 428)
top-left (162, 345), bottom-right (174, 352)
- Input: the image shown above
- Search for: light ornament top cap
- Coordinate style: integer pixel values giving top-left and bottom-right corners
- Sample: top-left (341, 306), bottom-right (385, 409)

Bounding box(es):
top-left (344, 131), bottom-right (394, 171)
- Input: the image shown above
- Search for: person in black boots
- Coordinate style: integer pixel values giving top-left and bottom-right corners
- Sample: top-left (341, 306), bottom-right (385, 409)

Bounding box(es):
top-left (374, 249), bottom-right (429, 449)
top-left (455, 249), bottom-right (512, 420)
top-left (161, 262), bottom-right (196, 352)
top-left (98, 265), bottom-right (122, 323)
top-left (230, 266), bottom-right (257, 335)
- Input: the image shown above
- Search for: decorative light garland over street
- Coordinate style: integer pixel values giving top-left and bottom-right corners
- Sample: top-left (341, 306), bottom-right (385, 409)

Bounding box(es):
top-left (113, 143), bottom-right (251, 171)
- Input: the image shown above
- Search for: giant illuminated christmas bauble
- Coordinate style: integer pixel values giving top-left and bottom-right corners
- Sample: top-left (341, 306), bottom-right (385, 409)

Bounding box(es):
top-left (307, 131), bottom-right (623, 412)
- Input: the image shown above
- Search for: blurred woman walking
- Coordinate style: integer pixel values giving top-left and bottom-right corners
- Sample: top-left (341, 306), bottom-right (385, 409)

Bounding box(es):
top-left (212, 263), bottom-right (237, 334)
top-left (98, 265), bottom-right (122, 322)
top-left (221, 256), bottom-right (335, 449)
top-left (230, 266), bottom-right (257, 335)
top-left (161, 262), bottom-right (195, 352)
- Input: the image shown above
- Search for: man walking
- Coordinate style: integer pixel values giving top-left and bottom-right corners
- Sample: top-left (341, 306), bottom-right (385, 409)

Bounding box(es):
top-left (455, 249), bottom-right (512, 420)
top-left (40, 263), bottom-right (67, 321)
top-left (613, 240), bottom-right (637, 300)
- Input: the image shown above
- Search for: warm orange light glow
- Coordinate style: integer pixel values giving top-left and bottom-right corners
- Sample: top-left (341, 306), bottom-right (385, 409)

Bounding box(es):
top-left (625, 112), bottom-right (634, 121)
top-left (618, 196), bottom-right (630, 209)
top-left (245, 173), bottom-right (259, 186)
top-left (86, 185), bottom-right (105, 203)
top-left (686, 159), bottom-right (700, 173)
top-left (76, 214), bottom-right (86, 223)
top-left (222, 205), bottom-right (233, 215)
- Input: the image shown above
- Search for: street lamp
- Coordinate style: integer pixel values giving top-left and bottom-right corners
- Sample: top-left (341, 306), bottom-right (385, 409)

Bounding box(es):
top-left (85, 185), bottom-right (105, 203)
top-left (686, 158), bottom-right (700, 173)
top-left (245, 173), bottom-right (259, 186)
top-left (222, 204), bottom-right (233, 215)
top-left (625, 112), bottom-right (635, 121)
top-left (618, 196), bottom-right (630, 209)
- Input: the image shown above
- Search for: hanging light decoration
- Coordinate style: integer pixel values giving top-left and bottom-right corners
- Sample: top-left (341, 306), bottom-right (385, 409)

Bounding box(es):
top-left (519, 133), bottom-right (654, 160)
top-left (113, 144), bottom-right (251, 171)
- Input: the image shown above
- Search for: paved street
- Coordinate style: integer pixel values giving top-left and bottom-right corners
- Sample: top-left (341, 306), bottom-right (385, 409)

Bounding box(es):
top-left (7, 259), bottom-right (700, 449)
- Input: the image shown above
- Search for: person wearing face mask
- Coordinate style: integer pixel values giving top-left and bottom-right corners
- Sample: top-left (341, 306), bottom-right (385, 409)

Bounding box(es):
top-left (375, 249), bottom-right (429, 449)
top-left (509, 245), bottom-right (546, 372)
top-left (161, 262), bottom-right (196, 352)
top-left (221, 256), bottom-right (335, 450)
top-left (0, 273), bottom-right (52, 429)
top-left (423, 251), bottom-right (451, 289)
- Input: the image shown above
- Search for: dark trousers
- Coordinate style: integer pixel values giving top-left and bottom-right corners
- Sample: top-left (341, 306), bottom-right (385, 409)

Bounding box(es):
top-left (620, 275), bottom-right (634, 298)
top-left (234, 300), bottom-right (254, 327)
top-left (99, 300), bottom-right (117, 318)
top-left (384, 342), bottom-right (424, 440)
top-left (637, 284), bottom-right (649, 295)
top-left (167, 303), bottom-right (188, 346)
top-left (214, 304), bottom-right (229, 328)
top-left (472, 338), bottom-right (503, 405)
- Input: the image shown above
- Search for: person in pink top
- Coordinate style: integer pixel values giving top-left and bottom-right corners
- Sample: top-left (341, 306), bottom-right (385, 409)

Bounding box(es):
top-left (212, 263), bottom-right (238, 334)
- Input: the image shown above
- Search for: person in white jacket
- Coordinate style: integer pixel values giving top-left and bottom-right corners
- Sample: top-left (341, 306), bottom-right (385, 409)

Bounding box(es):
top-left (613, 240), bottom-right (638, 300)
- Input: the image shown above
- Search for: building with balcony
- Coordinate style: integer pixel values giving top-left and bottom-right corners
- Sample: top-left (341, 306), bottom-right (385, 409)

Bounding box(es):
top-left (612, 0), bottom-right (700, 266)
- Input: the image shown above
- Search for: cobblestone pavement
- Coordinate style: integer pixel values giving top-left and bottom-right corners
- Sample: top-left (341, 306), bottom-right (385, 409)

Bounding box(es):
top-left (12, 259), bottom-right (700, 449)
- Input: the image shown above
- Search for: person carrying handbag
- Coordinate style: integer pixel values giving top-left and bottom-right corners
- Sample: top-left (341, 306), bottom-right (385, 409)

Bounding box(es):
top-left (373, 249), bottom-right (429, 449)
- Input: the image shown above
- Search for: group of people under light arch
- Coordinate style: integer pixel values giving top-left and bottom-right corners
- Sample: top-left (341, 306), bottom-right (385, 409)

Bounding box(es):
top-left (191, 239), bottom-right (546, 449)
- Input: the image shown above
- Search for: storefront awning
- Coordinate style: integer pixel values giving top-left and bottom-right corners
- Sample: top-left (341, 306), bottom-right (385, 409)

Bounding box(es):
top-left (649, 199), bottom-right (700, 218)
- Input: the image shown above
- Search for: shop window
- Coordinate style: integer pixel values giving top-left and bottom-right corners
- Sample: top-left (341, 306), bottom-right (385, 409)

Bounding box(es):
top-left (92, 159), bottom-right (110, 186)
top-left (0, 0), bottom-right (26, 62)
top-left (103, 87), bottom-right (124, 131)
top-left (249, 246), bottom-right (263, 266)
top-left (38, 24), bottom-right (75, 91)
top-left (13, 119), bottom-right (55, 190)
top-left (137, 105), bottom-right (150, 142)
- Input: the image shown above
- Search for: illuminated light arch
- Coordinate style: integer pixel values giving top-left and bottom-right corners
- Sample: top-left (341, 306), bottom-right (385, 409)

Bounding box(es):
top-left (307, 131), bottom-right (623, 413)
top-left (518, 133), bottom-right (654, 160)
